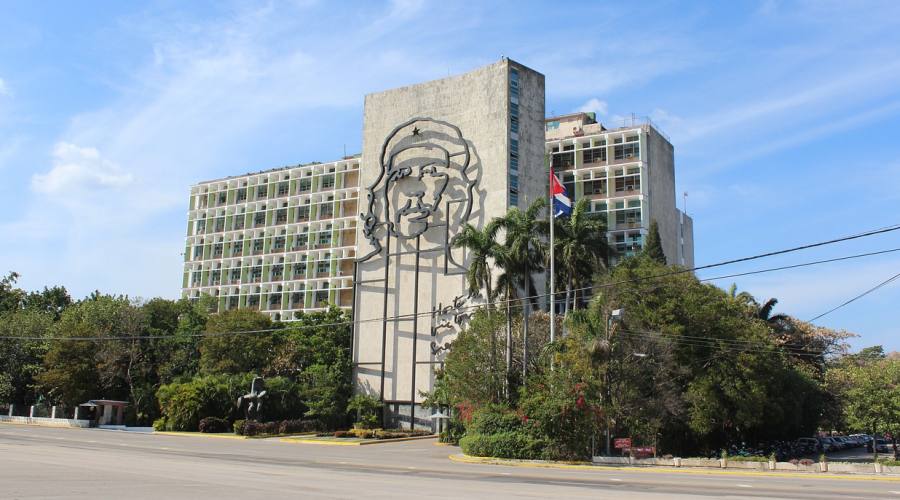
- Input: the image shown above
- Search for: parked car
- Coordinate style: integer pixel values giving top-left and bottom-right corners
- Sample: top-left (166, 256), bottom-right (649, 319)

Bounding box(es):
top-left (796, 438), bottom-right (820, 454)
top-left (868, 438), bottom-right (893, 454)
top-left (818, 437), bottom-right (838, 452)
top-left (833, 437), bottom-right (850, 449)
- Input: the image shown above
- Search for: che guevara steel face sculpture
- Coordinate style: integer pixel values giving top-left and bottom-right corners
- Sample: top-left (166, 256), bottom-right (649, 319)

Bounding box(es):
top-left (356, 118), bottom-right (478, 424)
top-left (358, 117), bottom-right (477, 263)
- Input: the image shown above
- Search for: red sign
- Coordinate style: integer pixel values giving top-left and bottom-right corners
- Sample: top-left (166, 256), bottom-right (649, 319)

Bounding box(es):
top-left (630, 446), bottom-right (656, 458)
top-left (614, 438), bottom-right (632, 449)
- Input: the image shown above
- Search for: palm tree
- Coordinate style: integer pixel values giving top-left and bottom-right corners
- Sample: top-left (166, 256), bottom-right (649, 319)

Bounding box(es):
top-left (754, 297), bottom-right (790, 326)
top-left (540, 198), bottom-right (613, 315)
top-left (451, 223), bottom-right (502, 305)
top-left (492, 198), bottom-right (548, 377)
top-left (727, 284), bottom-right (793, 345)
top-left (452, 222), bottom-right (504, 376)
top-left (493, 245), bottom-right (518, 389)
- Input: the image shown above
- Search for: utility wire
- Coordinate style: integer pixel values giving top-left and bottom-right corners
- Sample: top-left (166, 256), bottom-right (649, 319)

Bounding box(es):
top-left (806, 270), bottom-right (900, 322)
top-left (2, 225), bottom-right (899, 342)
top-left (618, 329), bottom-right (828, 358)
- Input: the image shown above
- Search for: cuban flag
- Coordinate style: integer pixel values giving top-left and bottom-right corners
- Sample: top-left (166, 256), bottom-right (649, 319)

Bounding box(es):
top-left (550, 169), bottom-right (572, 218)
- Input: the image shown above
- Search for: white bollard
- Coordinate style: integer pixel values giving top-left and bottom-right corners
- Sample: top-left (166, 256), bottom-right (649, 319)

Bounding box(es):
top-left (73, 407), bottom-right (79, 420)
top-left (7, 404), bottom-right (12, 417)
top-left (51, 406), bottom-right (57, 419)
top-left (29, 406), bottom-right (35, 418)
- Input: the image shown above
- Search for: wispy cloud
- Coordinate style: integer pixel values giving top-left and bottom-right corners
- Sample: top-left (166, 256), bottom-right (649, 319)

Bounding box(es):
top-left (576, 98), bottom-right (608, 115)
top-left (32, 142), bottom-right (132, 195)
top-left (0, 78), bottom-right (8, 96)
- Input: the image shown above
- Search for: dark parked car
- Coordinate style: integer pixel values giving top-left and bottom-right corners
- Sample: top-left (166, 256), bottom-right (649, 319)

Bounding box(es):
top-left (818, 437), bottom-right (839, 452)
top-left (868, 438), bottom-right (893, 454)
top-left (796, 438), bottom-right (820, 454)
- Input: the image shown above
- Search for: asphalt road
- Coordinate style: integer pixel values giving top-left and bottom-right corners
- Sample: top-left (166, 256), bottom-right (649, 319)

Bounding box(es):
top-left (1, 425), bottom-right (898, 499)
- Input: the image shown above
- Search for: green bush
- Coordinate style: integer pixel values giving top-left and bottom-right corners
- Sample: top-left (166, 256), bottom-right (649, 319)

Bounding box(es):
top-left (467, 404), bottom-right (523, 435)
top-left (879, 459), bottom-right (900, 466)
top-left (236, 419), bottom-right (318, 436)
top-left (156, 374), bottom-right (306, 432)
top-left (347, 394), bottom-right (381, 429)
top-left (459, 431), bottom-right (546, 460)
top-left (156, 373), bottom-right (252, 431)
top-left (198, 417), bottom-right (230, 433)
top-left (233, 419), bottom-right (246, 435)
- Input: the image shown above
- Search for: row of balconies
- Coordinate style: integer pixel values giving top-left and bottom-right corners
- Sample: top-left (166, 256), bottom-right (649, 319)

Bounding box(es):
top-left (195, 170), bottom-right (360, 209)
top-left (191, 200), bottom-right (358, 236)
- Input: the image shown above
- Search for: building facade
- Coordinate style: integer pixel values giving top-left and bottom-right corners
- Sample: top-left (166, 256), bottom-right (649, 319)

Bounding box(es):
top-left (181, 59), bottom-right (692, 427)
top-left (546, 112), bottom-right (694, 267)
top-left (182, 158), bottom-right (360, 319)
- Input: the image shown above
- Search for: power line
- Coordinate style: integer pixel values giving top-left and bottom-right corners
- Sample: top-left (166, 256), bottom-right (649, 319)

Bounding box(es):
top-left (807, 270), bottom-right (900, 322)
top-left (3, 225), bottom-right (899, 342)
top-left (618, 329), bottom-right (829, 358)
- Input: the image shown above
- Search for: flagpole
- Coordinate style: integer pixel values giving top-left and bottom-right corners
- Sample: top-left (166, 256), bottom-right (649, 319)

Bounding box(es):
top-left (549, 161), bottom-right (556, 344)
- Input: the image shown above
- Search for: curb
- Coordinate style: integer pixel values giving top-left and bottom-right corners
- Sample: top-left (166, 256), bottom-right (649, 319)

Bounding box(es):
top-left (282, 434), bottom-right (437, 446)
top-left (155, 431), bottom-right (247, 440)
top-left (448, 454), bottom-right (900, 482)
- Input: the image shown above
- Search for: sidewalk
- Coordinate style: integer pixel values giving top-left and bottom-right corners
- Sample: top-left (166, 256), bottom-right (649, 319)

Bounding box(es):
top-left (450, 454), bottom-right (900, 481)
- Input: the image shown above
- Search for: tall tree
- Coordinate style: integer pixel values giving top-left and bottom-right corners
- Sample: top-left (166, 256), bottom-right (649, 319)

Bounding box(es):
top-left (492, 199), bottom-right (547, 377)
top-left (0, 272), bottom-right (24, 314)
top-left (199, 308), bottom-right (277, 374)
top-left (451, 222), bottom-right (502, 305)
top-left (642, 219), bottom-right (667, 265)
top-left (837, 357), bottom-right (900, 459)
top-left (539, 197), bottom-right (613, 314)
top-left (453, 221), bottom-right (512, 384)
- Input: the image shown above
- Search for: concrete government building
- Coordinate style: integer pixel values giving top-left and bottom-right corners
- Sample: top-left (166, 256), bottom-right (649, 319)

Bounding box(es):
top-left (182, 59), bottom-right (693, 427)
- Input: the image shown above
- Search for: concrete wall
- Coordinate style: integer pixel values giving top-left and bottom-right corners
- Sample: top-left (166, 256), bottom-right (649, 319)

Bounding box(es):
top-left (353, 59), bottom-right (545, 418)
top-left (645, 127), bottom-right (681, 266)
top-left (0, 415), bottom-right (91, 428)
top-left (679, 211), bottom-right (694, 269)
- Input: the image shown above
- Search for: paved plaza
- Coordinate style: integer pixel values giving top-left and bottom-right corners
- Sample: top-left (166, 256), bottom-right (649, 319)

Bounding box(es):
top-left (2, 424), bottom-right (898, 499)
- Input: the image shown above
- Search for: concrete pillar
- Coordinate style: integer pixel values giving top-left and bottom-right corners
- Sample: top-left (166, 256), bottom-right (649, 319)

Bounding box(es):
top-left (7, 404), bottom-right (12, 417)
top-left (73, 407), bottom-right (79, 420)
top-left (29, 406), bottom-right (35, 418)
top-left (51, 406), bottom-right (57, 419)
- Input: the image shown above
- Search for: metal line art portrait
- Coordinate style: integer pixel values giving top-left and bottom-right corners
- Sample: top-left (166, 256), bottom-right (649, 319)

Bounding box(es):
top-left (358, 117), bottom-right (477, 263)
top-left (354, 117), bottom-right (479, 428)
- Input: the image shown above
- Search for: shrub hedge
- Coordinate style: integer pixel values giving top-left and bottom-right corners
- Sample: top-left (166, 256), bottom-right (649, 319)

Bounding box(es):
top-left (459, 431), bottom-right (546, 460)
top-left (198, 417), bottom-right (230, 433)
top-left (237, 419), bottom-right (318, 437)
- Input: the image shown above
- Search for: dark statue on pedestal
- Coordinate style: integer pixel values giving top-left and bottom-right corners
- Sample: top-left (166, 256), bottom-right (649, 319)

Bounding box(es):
top-left (237, 376), bottom-right (267, 421)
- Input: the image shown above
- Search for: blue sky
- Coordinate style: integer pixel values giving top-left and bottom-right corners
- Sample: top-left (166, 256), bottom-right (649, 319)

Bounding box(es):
top-left (1, 1), bottom-right (898, 351)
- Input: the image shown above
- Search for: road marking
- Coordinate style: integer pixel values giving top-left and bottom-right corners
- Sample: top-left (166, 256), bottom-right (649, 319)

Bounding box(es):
top-left (736, 484), bottom-right (753, 488)
top-left (407, 466), bottom-right (416, 470)
top-left (609, 478), bottom-right (623, 482)
top-left (890, 491), bottom-right (900, 495)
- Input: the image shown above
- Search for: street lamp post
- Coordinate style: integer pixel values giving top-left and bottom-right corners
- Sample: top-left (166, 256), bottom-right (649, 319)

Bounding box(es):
top-left (605, 308), bottom-right (623, 456)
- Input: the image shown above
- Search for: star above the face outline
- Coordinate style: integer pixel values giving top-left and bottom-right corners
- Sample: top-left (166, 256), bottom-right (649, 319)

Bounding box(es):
top-left (412, 126), bottom-right (421, 136)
